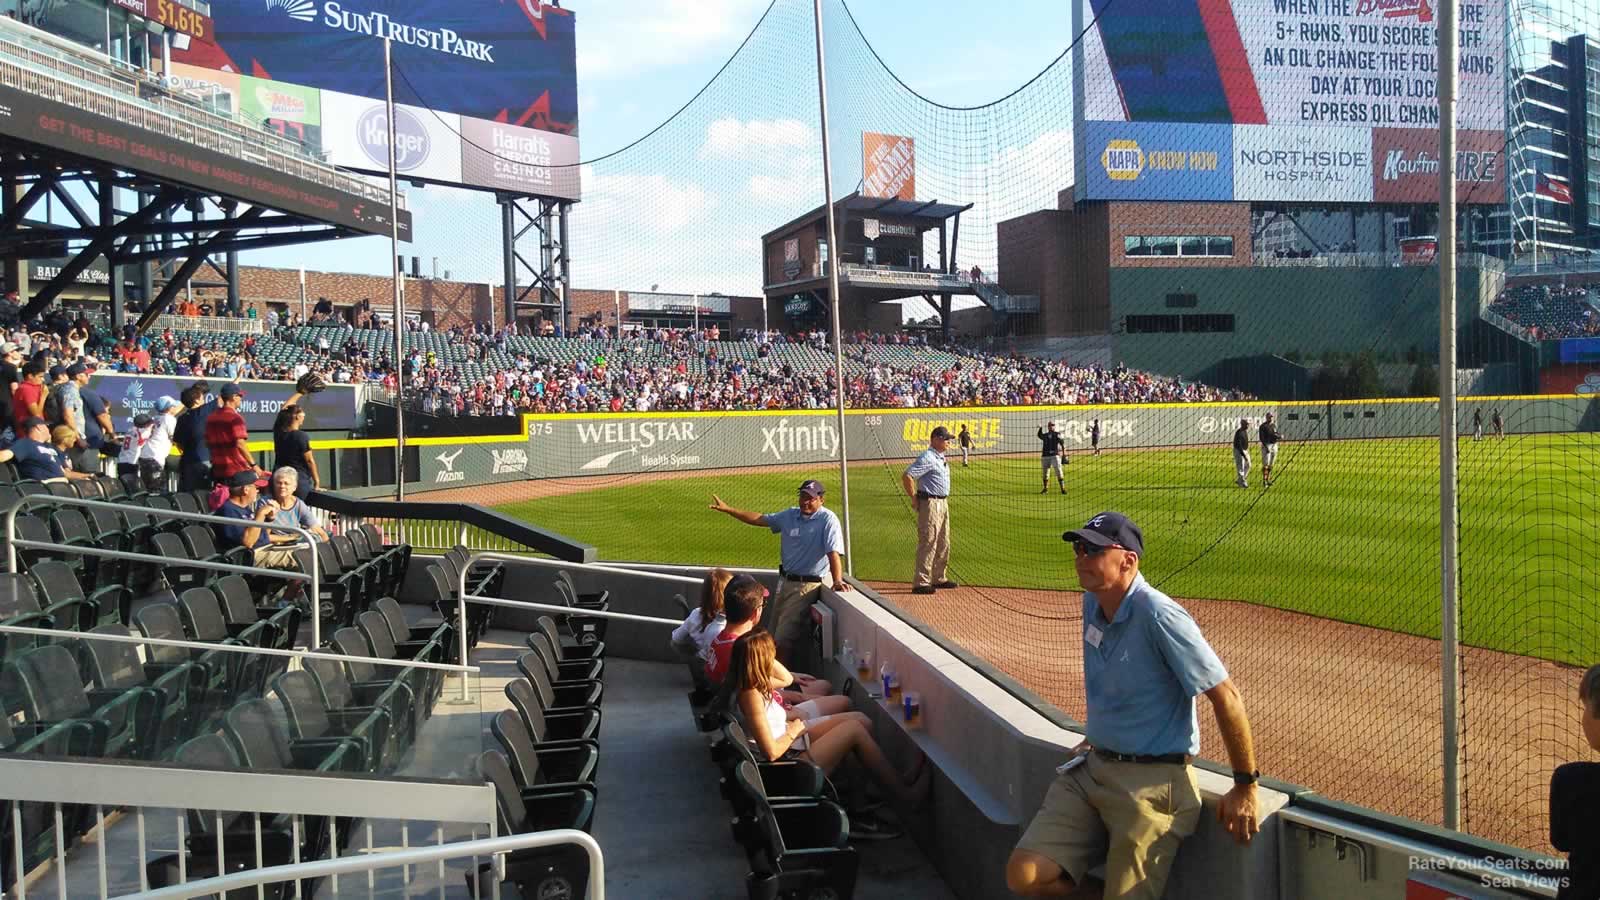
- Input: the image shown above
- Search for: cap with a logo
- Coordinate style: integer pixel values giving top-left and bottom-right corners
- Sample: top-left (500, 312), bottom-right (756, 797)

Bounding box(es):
top-left (220, 384), bottom-right (245, 398)
top-left (798, 479), bottom-right (825, 498)
top-left (156, 395), bottom-right (182, 412)
top-left (929, 426), bottom-right (953, 440)
top-left (1062, 511), bottom-right (1145, 555)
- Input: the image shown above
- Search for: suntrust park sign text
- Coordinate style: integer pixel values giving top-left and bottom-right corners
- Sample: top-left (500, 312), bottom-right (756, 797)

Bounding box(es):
top-left (320, 2), bottom-right (494, 61)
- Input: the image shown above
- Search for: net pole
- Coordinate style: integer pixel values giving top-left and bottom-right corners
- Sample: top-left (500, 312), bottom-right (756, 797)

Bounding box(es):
top-left (1436, 0), bottom-right (1462, 832)
top-left (385, 37), bottom-right (407, 503)
top-left (812, 0), bottom-right (852, 575)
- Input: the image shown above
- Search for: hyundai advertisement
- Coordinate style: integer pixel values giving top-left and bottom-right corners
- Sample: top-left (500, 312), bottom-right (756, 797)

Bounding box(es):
top-left (1074, 0), bottom-right (1505, 203)
top-left (172, 0), bottom-right (580, 199)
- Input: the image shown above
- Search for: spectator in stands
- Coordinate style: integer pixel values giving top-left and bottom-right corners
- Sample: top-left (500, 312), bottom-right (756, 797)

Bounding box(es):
top-left (49, 363), bottom-right (92, 471)
top-left (728, 629), bottom-right (929, 819)
top-left (0, 417), bottom-right (89, 482)
top-left (215, 470), bottom-right (303, 570)
top-left (671, 567), bottom-right (733, 663)
top-left (0, 342), bottom-right (21, 442)
top-left (116, 413), bottom-right (157, 490)
top-left (705, 575), bottom-right (833, 704)
top-left (272, 400), bottom-right (317, 498)
top-left (173, 383), bottom-right (213, 492)
top-left (78, 365), bottom-right (113, 472)
top-left (1007, 512), bottom-right (1260, 898)
top-left (1552, 664), bottom-right (1600, 900)
top-left (265, 467), bottom-right (327, 541)
top-left (12, 362), bottom-right (45, 438)
top-left (204, 383), bottom-right (263, 485)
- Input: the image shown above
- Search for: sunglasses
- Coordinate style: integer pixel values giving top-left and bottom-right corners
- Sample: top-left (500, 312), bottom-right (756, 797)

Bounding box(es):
top-left (1073, 541), bottom-right (1122, 557)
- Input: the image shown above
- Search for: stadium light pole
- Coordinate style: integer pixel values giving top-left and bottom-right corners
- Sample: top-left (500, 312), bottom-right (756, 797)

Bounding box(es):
top-left (812, 0), bottom-right (852, 575)
top-left (1436, 0), bottom-right (1462, 832)
top-left (384, 37), bottom-right (407, 503)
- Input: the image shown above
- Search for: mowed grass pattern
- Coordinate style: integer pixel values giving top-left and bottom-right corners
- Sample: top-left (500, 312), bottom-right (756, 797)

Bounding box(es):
top-left (496, 432), bottom-right (1599, 664)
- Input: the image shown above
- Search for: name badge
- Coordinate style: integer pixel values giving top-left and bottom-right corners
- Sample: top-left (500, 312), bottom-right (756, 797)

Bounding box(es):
top-left (1085, 625), bottom-right (1104, 648)
top-left (789, 528), bottom-right (800, 537)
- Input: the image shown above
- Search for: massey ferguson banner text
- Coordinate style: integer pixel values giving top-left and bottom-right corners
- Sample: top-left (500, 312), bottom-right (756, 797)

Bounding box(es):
top-left (1074, 0), bottom-right (1505, 202)
top-left (172, 0), bottom-right (580, 198)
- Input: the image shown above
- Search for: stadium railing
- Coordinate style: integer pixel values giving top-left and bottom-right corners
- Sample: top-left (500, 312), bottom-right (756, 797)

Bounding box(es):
top-left (135, 831), bottom-right (605, 900)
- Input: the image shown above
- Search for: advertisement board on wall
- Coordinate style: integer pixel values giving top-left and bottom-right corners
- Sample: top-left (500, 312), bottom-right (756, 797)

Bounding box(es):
top-left (862, 132), bottom-right (916, 201)
top-left (1082, 122), bottom-right (1233, 201)
top-left (321, 90), bottom-right (462, 185)
top-left (87, 374), bottom-right (359, 431)
top-left (170, 0), bottom-right (580, 199)
top-left (1074, 0), bottom-right (1505, 203)
top-left (1371, 127), bottom-right (1503, 203)
top-left (239, 75), bottom-right (321, 127)
top-left (1234, 125), bottom-right (1373, 202)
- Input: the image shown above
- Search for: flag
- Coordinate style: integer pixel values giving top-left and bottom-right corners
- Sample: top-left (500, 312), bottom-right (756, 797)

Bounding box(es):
top-left (1536, 174), bottom-right (1573, 204)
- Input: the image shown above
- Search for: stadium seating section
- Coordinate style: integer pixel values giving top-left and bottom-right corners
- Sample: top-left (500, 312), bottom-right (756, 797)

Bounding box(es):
top-left (1488, 284), bottom-right (1600, 340)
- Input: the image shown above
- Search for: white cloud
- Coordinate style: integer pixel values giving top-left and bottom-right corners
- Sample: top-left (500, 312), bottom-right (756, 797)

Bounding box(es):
top-left (701, 117), bottom-right (815, 159)
top-left (576, 0), bottom-right (771, 81)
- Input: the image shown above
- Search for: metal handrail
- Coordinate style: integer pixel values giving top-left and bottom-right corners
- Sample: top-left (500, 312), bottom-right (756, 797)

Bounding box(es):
top-left (4, 494), bottom-right (323, 645)
top-left (135, 830), bottom-right (604, 900)
top-left (450, 553), bottom-right (699, 699)
top-left (0, 623), bottom-right (477, 676)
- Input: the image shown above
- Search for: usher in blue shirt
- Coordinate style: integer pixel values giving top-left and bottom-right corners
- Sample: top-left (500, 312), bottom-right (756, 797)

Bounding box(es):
top-left (1083, 573), bottom-right (1228, 757)
top-left (764, 506), bottom-right (844, 579)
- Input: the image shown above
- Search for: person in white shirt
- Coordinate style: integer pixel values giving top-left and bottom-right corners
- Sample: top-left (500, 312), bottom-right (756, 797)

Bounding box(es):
top-left (134, 396), bottom-right (181, 490)
top-left (671, 568), bottom-right (732, 662)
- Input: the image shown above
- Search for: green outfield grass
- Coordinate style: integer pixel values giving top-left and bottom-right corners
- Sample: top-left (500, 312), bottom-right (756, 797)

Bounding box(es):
top-left (495, 433), bottom-right (1599, 664)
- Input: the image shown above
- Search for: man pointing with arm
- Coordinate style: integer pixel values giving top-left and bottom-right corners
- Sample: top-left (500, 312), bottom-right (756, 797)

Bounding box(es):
top-left (710, 479), bottom-right (848, 667)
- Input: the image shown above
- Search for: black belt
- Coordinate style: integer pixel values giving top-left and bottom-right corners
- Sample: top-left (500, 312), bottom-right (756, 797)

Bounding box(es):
top-left (779, 570), bottom-right (822, 583)
top-left (1094, 748), bottom-right (1192, 765)
top-left (916, 492), bottom-right (947, 499)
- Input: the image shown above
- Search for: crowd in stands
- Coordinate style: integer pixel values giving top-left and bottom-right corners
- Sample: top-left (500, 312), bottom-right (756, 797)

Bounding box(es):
top-left (0, 290), bottom-right (1249, 419)
top-left (1488, 284), bottom-right (1600, 340)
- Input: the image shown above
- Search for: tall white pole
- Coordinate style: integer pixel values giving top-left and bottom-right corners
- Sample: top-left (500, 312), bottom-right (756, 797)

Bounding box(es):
top-left (693, 293), bottom-right (700, 335)
top-left (1436, 0), bottom-right (1461, 832)
top-left (298, 267), bottom-right (307, 322)
top-left (1532, 205), bottom-right (1539, 274)
top-left (385, 38), bottom-right (407, 503)
top-left (812, 0), bottom-right (852, 575)
top-left (613, 289), bottom-right (620, 336)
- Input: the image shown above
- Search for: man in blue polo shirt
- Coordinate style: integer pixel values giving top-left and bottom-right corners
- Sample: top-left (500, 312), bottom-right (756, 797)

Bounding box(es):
top-left (1007, 512), bottom-right (1261, 899)
top-left (902, 426), bottom-right (955, 594)
top-left (709, 479), bottom-right (847, 666)
top-left (0, 417), bottom-right (89, 483)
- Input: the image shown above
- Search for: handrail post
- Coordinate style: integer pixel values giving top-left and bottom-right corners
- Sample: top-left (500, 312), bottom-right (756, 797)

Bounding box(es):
top-left (456, 560), bottom-right (471, 703)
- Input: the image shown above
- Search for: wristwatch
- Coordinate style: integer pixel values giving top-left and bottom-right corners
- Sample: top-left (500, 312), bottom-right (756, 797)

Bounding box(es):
top-left (1233, 769), bottom-right (1260, 786)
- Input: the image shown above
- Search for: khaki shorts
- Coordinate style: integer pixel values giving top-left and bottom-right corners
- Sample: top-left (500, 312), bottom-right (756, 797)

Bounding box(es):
top-left (1016, 754), bottom-right (1202, 900)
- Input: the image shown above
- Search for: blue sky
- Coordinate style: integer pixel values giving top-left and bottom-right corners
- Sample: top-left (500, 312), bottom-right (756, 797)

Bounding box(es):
top-left (244, 0), bottom-right (1074, 296)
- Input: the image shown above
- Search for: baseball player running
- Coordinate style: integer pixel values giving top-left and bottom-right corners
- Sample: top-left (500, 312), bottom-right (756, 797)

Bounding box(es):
top-left (1038, 422), bottom-right (1067, 494)
top-left (1258, 413), bottom-right (1280, 487)
top-left (1232, 419), bottom-right (1251, 488)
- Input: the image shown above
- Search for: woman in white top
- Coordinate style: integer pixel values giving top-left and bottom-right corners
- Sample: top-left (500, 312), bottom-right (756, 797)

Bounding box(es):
top-left (728, 629), bottom-right (929, 806)
top-left (671, 567), bottom-right (733, 661)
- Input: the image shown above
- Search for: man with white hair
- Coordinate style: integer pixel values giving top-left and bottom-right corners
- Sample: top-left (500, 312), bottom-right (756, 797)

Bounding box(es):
top-left (1038, 421), bottom-right (1067, 495)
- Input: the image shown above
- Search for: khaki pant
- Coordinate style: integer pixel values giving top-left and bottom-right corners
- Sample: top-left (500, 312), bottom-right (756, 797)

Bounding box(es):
top-left (1234, 449), bottom-right (1251, 486)
top-left (254, 545), bottom-right (302, 570)
top-left (1017, 754), bottom-right (1202, 900)
top-left (763, 578), bottom-right (822, 664)
top-left (913, 496), bottom-right (951, 588)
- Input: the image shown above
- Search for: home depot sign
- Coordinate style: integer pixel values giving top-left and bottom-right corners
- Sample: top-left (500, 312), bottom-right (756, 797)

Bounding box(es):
top-left (862, 132), bottom-right (915, 201)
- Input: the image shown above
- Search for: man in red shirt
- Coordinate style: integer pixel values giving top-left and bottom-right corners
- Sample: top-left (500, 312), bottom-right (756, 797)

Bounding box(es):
top-left (204, 383), bottom-right (261, 484)
top-left (704, 576), bottom-right (766, 686)
top-left (12, 362), bottom-right (46, 437)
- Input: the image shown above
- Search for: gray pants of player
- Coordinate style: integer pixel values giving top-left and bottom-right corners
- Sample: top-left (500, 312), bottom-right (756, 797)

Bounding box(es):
top-left (1234, 449), bottom-right (1251, 487)
top-left (1042, 454), bottom-right (1064, 485)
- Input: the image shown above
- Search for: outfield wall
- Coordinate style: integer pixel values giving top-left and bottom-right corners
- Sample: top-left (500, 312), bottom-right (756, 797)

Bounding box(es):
top-left (408, 395), bottom-right (1597, 488)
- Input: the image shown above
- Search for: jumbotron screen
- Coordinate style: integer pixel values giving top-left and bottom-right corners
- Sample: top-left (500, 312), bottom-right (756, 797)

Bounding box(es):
top-left (1073, 0), bottom-right (1506, 204)
top-left (172, 0), bottom-right (580, 200)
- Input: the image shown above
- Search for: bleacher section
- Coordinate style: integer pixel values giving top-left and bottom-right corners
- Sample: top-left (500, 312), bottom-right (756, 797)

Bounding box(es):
top-left (1487, 283), bottom-right (1600, 340)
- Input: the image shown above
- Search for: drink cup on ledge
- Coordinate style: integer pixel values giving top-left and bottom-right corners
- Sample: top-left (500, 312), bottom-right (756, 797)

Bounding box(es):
top-left (903, 691), bottom-right (922, 728)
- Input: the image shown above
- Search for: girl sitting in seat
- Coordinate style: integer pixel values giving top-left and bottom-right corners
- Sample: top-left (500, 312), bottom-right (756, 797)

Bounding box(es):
top-left (728, 628), bottom-right (929, 806)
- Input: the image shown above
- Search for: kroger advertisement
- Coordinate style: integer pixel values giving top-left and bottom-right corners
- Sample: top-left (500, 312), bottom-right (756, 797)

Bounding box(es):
top-left (170, 0), bottom-right (580, 199)
top-left (1075, 0), bottom-right (1504, 202)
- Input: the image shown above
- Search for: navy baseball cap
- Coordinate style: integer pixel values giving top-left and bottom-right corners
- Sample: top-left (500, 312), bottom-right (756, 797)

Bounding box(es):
top-left (798, 479), bottom-right (825, 497)
top-left (66, 362), bottom-right (86, 377)
top-left (227, 470), bottom-right (267, 488)
top-left (1063, 511), bottom-right (1145, 555)
top-left (930, 426), bottom-right (953, 439)
top-left (220, 384), bottom-right (245, 398)
top-left (47, 365), bottom-right (65, 380)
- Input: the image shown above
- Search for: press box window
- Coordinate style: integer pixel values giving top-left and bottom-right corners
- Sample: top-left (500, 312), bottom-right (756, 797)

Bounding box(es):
top-left (1123, 235), bottom-right (1235, 259)
top-left (1125, 315), bottom-right (1182, 333)
top-left (1181, 314), bottom-right (1235, 333)
top-left (1165, 293), bottom-right (1198, 308)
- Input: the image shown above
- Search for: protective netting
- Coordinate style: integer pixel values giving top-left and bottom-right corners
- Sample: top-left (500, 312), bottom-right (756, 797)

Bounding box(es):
top-left (372, 0), bottom-right (1599, 853)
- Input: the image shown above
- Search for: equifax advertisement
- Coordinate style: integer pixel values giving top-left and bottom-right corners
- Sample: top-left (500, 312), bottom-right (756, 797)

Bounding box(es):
top-left (1075, 0), bottom-right (1505, 203)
